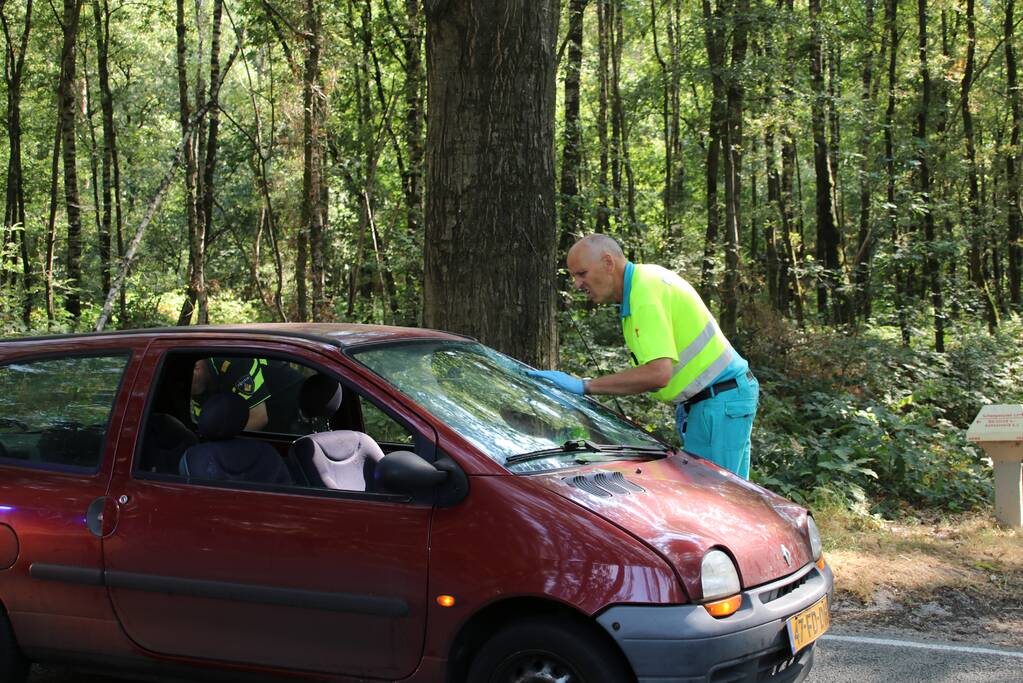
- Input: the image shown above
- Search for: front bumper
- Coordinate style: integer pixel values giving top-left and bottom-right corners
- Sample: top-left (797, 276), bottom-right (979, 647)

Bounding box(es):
top-left (596, 560), bottom-right (834, 683)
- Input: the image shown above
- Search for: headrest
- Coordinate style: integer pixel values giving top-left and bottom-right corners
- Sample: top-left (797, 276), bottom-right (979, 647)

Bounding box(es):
top-left (197, 392), bottom-right (249, 440)
top-left (299, 375), bottom-right (343, 419)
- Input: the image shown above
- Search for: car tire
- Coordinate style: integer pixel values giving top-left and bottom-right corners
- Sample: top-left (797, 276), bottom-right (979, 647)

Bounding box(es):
top-left (466, 617), bottom-right (632, 683)
top-left (0, 607), bottom-right (29, 683)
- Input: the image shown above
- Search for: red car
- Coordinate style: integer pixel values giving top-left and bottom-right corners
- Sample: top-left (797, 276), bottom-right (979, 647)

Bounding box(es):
top-left (0, 324), bottom-right (831, 683)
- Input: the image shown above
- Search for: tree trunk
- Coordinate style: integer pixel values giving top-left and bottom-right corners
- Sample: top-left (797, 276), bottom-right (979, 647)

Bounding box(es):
top-left (175, 0), bottom-right (202, 326)
top-left (302, 0), bottom-right (325, 320)
top-left (719, 0), bottom-right (749, 338)
top-left (58, 0), bottom-right (84, 321)
top-left (960, 0), bottom-right (998, 334)
top-left (1006, 0), bottom-right (1023, 310)
top-left (700, 0), bottom-right (725, 302)
top-left (781, 0), bottom-right (804, 325)
top-left (423, 0), bottom-right (560, 367)
top-left (918, 0), bottom-right (944, 350)
top-left (560, 0), bottom-right (586, 247)
top-left (595, 0), bottom-right (611, 232)
top-left (1, 0), bottom-right (34, 325)
top-left (650, 0), bottom-right (672, 234)
top-left (402, 0), bottom-right (424, 288)
top-left (196, 0), bottom-right (225, 325)
top-left (853, 0), bottom-right (876, 322)
top-left (809, 0), bottom-right (842, 323)
top-left (91, 0), bottom-right (114, 301)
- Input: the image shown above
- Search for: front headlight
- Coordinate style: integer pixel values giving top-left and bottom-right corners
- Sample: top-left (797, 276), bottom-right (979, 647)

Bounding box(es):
top-left (701, 549), bottom-right (741, 601)
top-left (807, 515), bottom-right (822, 561)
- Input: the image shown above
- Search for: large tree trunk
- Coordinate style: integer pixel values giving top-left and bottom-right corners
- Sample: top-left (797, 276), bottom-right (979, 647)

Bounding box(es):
top-left (1006, 0), bottom-right (1023, 310)
top-left (58, 0), bottom-right (84, 321)
top-left (961, 0), bottom-right (998, 334)
top-left (808, 0), bottom-right (842, 323)
top-left (1, 0), bottom-right (34, 325)
top-left (424, 0), bottom-right (559, 367)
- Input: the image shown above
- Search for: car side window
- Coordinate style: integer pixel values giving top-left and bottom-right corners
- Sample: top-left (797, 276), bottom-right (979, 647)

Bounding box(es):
top-left (0, 354), bottom-right (129, 473)
top-left (360, 398), bottom-right (415, 447)
top-left (138, 350), bottom-right (423, 497)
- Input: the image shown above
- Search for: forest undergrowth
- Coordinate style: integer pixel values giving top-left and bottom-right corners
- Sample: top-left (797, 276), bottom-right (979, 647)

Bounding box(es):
top-left (561, 305), bottom-right (1023, 519)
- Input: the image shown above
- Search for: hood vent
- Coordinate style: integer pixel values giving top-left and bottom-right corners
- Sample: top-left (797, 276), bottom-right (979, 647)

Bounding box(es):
top-left (564, 471), bottom-right (646, 498)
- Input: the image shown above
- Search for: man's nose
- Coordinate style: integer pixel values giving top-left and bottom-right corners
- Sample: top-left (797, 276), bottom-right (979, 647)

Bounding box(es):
top-left (572, 276), bottom-right (584, 289)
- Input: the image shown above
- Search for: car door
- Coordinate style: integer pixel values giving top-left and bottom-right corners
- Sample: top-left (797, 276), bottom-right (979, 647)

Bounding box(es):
top-left (101, 337), bottom-right (433, 679)
top-left (0, 339), bottom-right (144, 657)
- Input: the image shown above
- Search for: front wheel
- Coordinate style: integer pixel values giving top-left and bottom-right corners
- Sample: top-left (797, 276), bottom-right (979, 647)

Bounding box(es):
top-left (467, 617), bottom-right (632, 683)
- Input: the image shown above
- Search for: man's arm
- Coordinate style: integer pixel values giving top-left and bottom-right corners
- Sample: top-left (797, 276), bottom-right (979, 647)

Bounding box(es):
top-left (245, 401), bottom-right (269, 431)
top-left (584, 357), bottom-right (673, 396)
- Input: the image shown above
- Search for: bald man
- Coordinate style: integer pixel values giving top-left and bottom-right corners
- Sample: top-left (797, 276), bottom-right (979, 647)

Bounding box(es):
top-left (529, 234), bottom-right (759, 478)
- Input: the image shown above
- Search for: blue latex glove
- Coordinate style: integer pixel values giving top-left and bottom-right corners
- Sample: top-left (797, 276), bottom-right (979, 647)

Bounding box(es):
top-left (527, 370), bottom-right (585, 395)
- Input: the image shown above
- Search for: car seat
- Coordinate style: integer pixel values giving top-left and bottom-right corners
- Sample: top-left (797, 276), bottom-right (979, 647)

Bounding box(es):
top-left (179, 392), bottom-right (292, 485)
top-left (290, 375), bottom-right (385, 491)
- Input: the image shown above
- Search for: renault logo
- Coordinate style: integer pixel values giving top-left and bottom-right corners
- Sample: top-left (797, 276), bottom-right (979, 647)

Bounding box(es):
top-left (780, 544), bottom-right (792, 567)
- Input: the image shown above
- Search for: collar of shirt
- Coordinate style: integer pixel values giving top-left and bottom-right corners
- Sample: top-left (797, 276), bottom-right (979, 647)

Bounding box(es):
top-left (618, 261), bottom-right (636, 319)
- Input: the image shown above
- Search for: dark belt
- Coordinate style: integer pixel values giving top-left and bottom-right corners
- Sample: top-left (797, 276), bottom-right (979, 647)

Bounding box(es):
top-left (683, 370), bottom-right (754, 409)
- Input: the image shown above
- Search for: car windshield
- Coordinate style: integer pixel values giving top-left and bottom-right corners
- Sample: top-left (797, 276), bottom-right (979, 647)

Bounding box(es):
top-left (349, 341), bottom-right (667, 472)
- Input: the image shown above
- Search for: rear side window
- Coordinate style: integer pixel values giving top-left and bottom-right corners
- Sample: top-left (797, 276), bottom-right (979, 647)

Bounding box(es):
top-left (0, 354), bottom-right (129, 472)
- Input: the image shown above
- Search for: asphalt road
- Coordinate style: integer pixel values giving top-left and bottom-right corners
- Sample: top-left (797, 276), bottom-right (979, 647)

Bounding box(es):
top-left (27, 629), bottom-right (1023, 682)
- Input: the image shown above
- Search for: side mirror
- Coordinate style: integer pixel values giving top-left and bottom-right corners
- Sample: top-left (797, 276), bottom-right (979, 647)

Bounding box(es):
top-left (375, 450), bottom-right (448, 493)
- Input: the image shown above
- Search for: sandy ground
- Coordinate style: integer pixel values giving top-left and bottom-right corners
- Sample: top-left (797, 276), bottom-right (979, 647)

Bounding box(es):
top-left (819, 509), bottom-right (1023, 648)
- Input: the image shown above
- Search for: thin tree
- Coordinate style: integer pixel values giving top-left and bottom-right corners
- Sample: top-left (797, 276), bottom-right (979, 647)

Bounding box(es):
top-left (852, 0), bottom-right (877, 321)
top-left (916, 0), bottom-right (944, 350)
top-left (175, 0), bottom-right (203, 325)
top-left (700, 0), bottom-right (725, 301)
top-left (300, 0), bottom-right (325, 320)
top-left (719, 0), bottom-right (750, 337)
top-left (809, 0), bottom-right (843, 322)
top-left (58, 0), bottom-right (84, 321)
top-left (960, 0), bottom-right (998, 334)
top-left (1006, 0), bottom-right (1023, 310)
top-left (1, 0), bottom-right (33, 325)
top-left (559, 0), bottom-right (587, 254)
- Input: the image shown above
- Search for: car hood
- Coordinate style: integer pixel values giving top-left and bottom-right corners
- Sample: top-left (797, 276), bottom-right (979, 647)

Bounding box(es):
top-left (531, 453), bottom-right (811, 600)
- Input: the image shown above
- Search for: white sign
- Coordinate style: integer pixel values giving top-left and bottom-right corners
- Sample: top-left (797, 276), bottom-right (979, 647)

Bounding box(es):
top-left (966, 404), bottom-right (1023, 443)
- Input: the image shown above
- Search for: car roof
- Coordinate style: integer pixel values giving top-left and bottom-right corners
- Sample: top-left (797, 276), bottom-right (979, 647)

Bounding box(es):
top-left (0, 323), bottom-right (475, 349)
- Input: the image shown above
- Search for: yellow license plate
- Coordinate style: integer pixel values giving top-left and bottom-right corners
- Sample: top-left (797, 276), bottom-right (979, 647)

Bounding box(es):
top-left (786, 595), bottom-right (830, 655)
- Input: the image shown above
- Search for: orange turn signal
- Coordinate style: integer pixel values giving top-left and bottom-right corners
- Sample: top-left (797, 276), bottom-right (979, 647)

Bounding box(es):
top-left (436, 595), bottom-right (456, 608)
top-left (703, 594), bottom-right (742, 618)
top-left (816, 555), bottom-right (826, 571)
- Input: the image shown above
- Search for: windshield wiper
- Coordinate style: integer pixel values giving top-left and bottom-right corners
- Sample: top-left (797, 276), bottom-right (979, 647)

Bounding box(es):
top-left (505, 439), bottom-right (668, 466)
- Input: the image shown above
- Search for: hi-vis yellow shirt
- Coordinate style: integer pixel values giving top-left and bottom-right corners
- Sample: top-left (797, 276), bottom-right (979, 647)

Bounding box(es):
top-left (620, 263), bottom-right (734, 403)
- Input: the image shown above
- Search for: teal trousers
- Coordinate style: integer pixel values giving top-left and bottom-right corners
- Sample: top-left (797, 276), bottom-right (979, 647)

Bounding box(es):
top-left (675, 372), bottom-right (759, 479)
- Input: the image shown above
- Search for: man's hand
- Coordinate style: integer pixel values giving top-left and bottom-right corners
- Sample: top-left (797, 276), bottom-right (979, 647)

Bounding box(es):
top-left (527, 370), bottom-right (585, 395)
